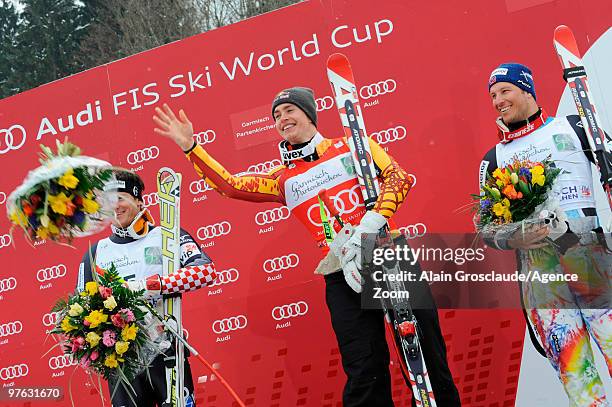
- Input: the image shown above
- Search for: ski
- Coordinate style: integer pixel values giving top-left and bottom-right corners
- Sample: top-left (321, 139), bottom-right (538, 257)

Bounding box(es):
top-left (553, 25), bottom-right (612, 210)
top-left (157, 167), bottom-right (185, 407)
top-left (327, 53), bottom-right (436, 407)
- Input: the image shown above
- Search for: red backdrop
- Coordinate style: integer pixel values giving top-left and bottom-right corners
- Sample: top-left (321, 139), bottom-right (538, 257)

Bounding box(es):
top-left (0, 0), bottom-right (610, 406)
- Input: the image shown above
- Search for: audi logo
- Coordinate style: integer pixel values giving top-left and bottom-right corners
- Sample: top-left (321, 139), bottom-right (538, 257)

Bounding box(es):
top-left (359, 79), bottom-right (397, 100)
top-left (255, 206), bottom-right (290, 225)
top-left (48, 354), bottom-right (77, 370)
top-left (36, 264), bottom-right (67, 282)
top-left (263, 254), bottom-right (299, 273)
top-left (0, 277), bottom-right (17, 293)
top-left (271, 301), bottom-right (309, 320)
top-left (398, 223), bottom-right (427, 239)
top-left (0, 363), bottom-right (29, 380)
top-left (209, 268), bottom-right (239, 287)
top-left (189, 179), bottom-right (213, 195)
top-left (194, 130), bottom-right (216, 145)
top-left (0, 125), bottom-right (27, 155)
top-left (307, 185), bottom-right (361, 227)
top-left (0, 321), bottom-right (23, 337)
top-left (371, 126), bottom-right (407, 145)
top-left (42, 312), bottom-right (61, 327)
top-left (211, 315), bottom-right (248, 334)
top-left (196, 221), bottom-right (231, 241)
top-left (246, 159), bottom-right (282, 174)
top-left (0, 234), bottom-right (12, 249)
top-left (126, 146), bottom-right (159, 164)
top-left (0, 192), bottom-right (6, 205)
top-left (316, 96), bottom-right (334, 111)
top-left (142, 192), bottom-right (159, 207)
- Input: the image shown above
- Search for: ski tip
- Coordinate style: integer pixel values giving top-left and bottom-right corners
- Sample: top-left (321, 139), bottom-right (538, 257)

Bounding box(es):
top-left (553, 25), bottom-right (580, 55)
top-left (327, 53), bottom-right (349, 65)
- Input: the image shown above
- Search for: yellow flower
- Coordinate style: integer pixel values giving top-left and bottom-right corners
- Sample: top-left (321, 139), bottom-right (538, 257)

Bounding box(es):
top-left (61, 316), bottom-right (77, 332)
top-left (68, 303), bottom-right (84, 316)
top-left (36, 227), bottom-right (49, 240)
top-left (48, 192), bottom-right (73, 215)
top-left (86, 331), bottom-right (101, 347)
top-left (9, 209), bottom-right (28, 227)
top-left (530, 165), bottom-right (545, 186)
top-left (115, 341), bottom-right (129, 355)
top-left (121, 324), bottom-right (138, 341)
top-left (47, 221), bottom-right (59, 235)
top-left (84, 310), bottom-right (108, 329)
top-left (58, 169), bottom-right (79, 189)
top-left (103, 296), bottom-right (117, 311)
top-left (492, 168), bottom-right (511, 186)
top-left (492, 198), bottom-right (512, 222)
top-left (81, 196), bottom-right (99, 214)
top-left (85, 281), bottom-right (98, 296)
top-left (104, 353), bottom-right (119, 368)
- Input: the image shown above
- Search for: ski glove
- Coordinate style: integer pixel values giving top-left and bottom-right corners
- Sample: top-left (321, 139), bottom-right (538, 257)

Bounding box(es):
top-left (339, 211), bottom-right (387, 293)
top-left (328, 223), bottom-right (362, 292)
top-left (126, 264), bottom-right (218, 296)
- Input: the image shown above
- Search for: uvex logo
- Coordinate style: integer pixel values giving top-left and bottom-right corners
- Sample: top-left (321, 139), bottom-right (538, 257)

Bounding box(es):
top-left (282, 150), bottom-right (304, 160)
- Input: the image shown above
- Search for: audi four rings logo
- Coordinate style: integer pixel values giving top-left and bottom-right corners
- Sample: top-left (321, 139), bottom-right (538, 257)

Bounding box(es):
top-left (371, 126), bottom-right (407, 145)
top-left (48, 354), bottom-right (77, 370)
top-left (307, 185), bottom-right (361, 227)
top-left (0, 125), bottom-right (27, 155)
top-left (196, 221), bottom-right (231, 241)
top-left (271, 301), bottom-right (309, 320)
top-left (316, 96), bottom-right (334, 111)
top-left (211, 315), bottom-right (248, 334)
top-left (36, 264), bottom-right (67, 282)
top-left (0, 234), bottom-right (12, 248)
top-left (255, 206), bottom-right (290, 225)
top-left (247, 159), bottom-right (282, 174)
top-left (142, 192), bottom-right (159, 207)
top-left (0, 277), bottom-right (17, 293)
top-left (42, 312), bottom-right (60, 327)
top-left (209, 268), bottom-right (239, 287)
top-left (189, 179), bottom-right (213, 195)
top-left (195, 130), bottom-right (216, 145)
top-left (0, 192), bottom-right (6, 205)
top-left (0, 364), bottom-right (29, 380)
top-left (359, 79), bottom-right (397, 100)
top-left (0, 321), bottom-right (23, 338)
top-left (126, 146), bottom-right (159, 164)
top-left (398, 223), bottom-right (427, 239)
top-left (263, 254), bottom-right (299, 273)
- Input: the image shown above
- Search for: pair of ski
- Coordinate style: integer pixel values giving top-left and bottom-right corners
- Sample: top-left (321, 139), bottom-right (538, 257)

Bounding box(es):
top-left (326, 54), bottom-right (437, 406)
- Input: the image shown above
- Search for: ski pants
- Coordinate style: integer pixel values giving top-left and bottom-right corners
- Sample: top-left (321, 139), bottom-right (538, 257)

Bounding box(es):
top-left (324, 237), bottom-right (461, 407)
top-left (522, 243), bottom-right (612, 407)
top-left (109, 353), bottom-right (196, 407)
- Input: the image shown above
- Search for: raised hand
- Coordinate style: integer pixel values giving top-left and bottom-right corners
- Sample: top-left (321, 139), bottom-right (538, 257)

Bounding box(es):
top-left (153, 104), bottom-right (195, 151)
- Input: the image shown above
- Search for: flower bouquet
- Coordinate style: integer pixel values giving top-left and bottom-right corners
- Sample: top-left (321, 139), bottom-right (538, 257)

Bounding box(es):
top-left (50, 264), bottom-right (159, 400)
top-left (6, 139), bottom-right (116, 244)
top-left (473, 157), bottom-right (562, 233)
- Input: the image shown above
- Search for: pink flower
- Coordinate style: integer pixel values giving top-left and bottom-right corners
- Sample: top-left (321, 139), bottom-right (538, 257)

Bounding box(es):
top-left (102, 330), bottom-right (116, 347)
top-left (111, 313), bottom-right (127, 328)
top-left (120, 309), bottom-right (135, 323)
top-left (80, 355), bottom-right (90, 368)
top-left (98, 286), bottom-right (113, 299)
top-left (90, 350), bottom-right (99, 361)
top-left (83, 319), bottom-right (91, 327)
top-left (71, 337), bottom-right (85, 352)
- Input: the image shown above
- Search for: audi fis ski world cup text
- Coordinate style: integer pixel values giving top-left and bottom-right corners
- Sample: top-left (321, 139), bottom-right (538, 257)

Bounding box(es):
top-left (0, 18), bottom-right (395, 155)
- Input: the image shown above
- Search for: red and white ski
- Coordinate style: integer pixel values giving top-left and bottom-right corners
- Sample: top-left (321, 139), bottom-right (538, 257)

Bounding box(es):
top-left (553, 25), bottom-right (612, 209)
top-left (327, 53), bottom-right (436, 407)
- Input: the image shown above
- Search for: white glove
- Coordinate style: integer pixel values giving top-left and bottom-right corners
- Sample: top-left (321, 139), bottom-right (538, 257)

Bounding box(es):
top-left (339, 212), bottom-right (387, 293)
top-left (539, 209), bottom-right (568, 241)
